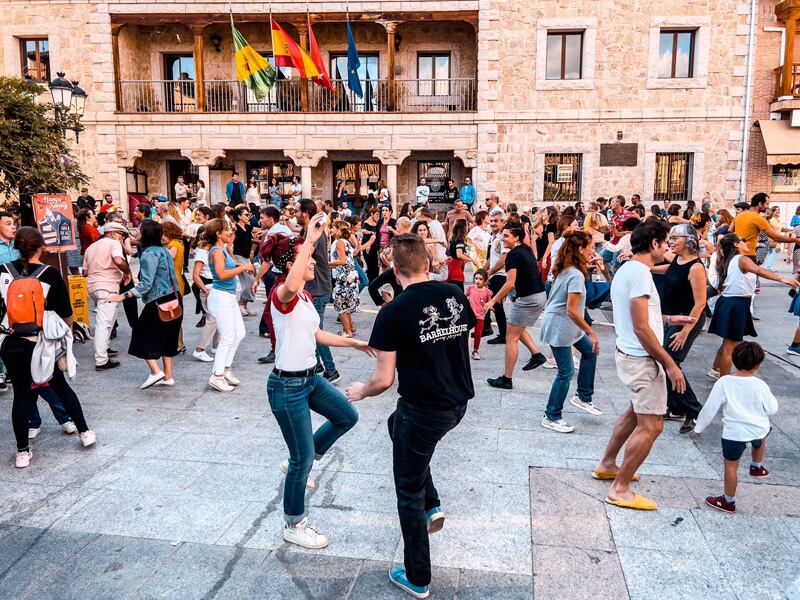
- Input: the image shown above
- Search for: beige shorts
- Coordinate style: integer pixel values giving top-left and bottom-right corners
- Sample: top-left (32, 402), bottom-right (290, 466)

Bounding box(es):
top-left (614, 350), bottom-right (667, 415)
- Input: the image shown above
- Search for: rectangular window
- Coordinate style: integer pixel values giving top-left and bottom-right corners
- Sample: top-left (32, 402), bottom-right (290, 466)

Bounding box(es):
top-left (20, 38), bottom-right (50, 82)
top-left (771, 164), bottom-right (800, 193)
top-left (658, 30), bottom-right (695, 78)
top-left (418, 53), bottom-right (451, 96)
top-left (330, 53), bottom-right (380, 111)
top-left (545, 32), bottom-right (583, 80)
top-left (654, 153), bottom-right (693, 201)
top-left (543, 154), bottom-right (581, 202)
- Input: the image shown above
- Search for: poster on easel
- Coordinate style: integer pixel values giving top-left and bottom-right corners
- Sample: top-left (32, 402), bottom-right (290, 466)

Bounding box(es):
top-left (32, 193), bottom-right (76, 251)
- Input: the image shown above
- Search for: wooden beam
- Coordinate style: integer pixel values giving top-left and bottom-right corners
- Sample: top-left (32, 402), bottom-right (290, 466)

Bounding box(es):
top-left (386, 22), bottom-right (397, 112)
top-left (111, 23), bottom-right (124, 112)
top-left (191, 24), bottom-right (206, 111)
top-left (110, 11), bottom-right (478, 28)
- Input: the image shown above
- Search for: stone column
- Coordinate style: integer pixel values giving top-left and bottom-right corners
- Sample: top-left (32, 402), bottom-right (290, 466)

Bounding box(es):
top-left (118, 166), bottom-right (129, 215)
top-left (191, 24), bottom-right (206, 112)
top-left (284, 150), bottom-right (328, 199)
top-left (198, 164), bottom-right (210, 188)
top-left (111, 24), bottom-right (124, 112)
top-left (373, 150), bottom-right (411, 212)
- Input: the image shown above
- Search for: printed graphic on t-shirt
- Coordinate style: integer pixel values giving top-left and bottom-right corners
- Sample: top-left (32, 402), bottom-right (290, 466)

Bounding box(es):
top-left (419, 297), bottom-right (468, 342)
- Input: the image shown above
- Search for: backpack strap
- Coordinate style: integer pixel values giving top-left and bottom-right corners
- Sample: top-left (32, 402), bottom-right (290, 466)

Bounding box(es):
top-left (30, 264), bottom-right (46, 280)
top-left (5, 262), bottom-right (19, 279)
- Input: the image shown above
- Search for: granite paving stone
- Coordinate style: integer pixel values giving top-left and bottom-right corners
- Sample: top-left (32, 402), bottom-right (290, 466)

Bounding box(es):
top-left (533, 545), bottom-right (628, 600)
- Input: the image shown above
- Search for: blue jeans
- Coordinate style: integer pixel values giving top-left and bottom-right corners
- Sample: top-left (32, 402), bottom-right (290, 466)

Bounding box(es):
top-left (267, 372), bottom-right (358, 523)
top-left (312, 294), bottom-right (336, 372)
top-left (354, 261), bottom-right (369, 292)
top-left (764, 248), bottom-right (778, 270)
top-left (544, 334), bottom-right (597, 421)
top-left (29, 385), bottom-right (72, 427)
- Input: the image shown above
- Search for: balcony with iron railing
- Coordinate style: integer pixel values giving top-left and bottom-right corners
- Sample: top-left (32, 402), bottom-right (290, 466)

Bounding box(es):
top-left (118, 78), bottom-right (477, 114)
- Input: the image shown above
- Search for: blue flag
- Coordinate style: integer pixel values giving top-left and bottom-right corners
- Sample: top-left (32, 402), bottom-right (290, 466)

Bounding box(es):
top-left (347, 19), bottom-right (363, 99)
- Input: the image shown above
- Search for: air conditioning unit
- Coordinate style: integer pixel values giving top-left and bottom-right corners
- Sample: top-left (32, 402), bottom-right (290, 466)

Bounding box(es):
top-left (791, 109), bottom-right (800, 127)
top-left (769, 112), bottom-right (781, 120)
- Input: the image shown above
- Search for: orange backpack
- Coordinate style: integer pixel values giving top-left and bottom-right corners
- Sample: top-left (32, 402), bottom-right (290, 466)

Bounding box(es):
top-left (5, 263), bottom-right (46, 336)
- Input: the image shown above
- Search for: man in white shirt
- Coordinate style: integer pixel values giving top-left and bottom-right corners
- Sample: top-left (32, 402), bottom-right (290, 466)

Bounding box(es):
top-left (594, 219), bottom-right (693, 511)
top-left (481, 208), bottom-right (508, 342)
top-left (415, 178), bottom-right (430, 208)
top-left (174, 176), bottom-right (190, 202)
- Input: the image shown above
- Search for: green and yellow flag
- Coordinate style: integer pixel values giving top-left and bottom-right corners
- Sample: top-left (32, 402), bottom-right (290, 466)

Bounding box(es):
top-left (231, 18), bottom-right (275, 101)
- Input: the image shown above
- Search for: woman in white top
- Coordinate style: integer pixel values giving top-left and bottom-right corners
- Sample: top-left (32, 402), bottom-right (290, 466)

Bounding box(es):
top-left (245, 178), bottom-right (261, 206)
top-left (466, 210), bottom-right (491, 265)
top-left (191, 226), bottom-right (217, 363)
top-left (709, 233), bottom-right (799, 376)
top-left (195, 180), bottom-right (207, 206)
top-left (264, 214), bottom-right (374, 551)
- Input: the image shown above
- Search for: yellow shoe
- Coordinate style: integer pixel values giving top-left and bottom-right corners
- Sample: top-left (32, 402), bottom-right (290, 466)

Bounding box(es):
top-left (592, 470), bottom-right (639, 482)
top-left (605, 494), bottom-right (657, 511)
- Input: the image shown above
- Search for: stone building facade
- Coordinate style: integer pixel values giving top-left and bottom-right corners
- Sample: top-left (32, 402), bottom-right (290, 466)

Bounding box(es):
top-left (2, 0), bottom-right (764, 215)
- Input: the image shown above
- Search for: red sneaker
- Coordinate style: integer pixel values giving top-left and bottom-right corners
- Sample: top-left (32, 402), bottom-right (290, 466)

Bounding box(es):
top-left (705, 495), bottom-right (736, 514)
top-left (749, 465), bottom-right (769, 478)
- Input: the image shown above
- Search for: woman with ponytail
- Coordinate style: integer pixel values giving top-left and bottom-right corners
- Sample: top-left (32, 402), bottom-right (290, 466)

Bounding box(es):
top-left (709, 233), bottom-right (799, 376)
top-left (263, 212), bottom-right (373, 551)
top-left (0, 227), bottom-right (95, 468)
top-left (538, 230), bottom-right (601, 433)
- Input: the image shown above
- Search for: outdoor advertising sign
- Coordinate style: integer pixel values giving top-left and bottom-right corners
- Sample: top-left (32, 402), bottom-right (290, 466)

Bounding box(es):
top-left (32, 193), bottom-right (76, 251)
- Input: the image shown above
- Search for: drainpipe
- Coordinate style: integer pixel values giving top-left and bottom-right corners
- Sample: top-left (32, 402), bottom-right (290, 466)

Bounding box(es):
top-left (739, 0), bottom-right (758, 202)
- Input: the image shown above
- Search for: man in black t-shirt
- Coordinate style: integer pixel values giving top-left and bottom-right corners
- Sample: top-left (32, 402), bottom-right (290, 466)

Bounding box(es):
top-left (346, 233), bottom-right (475, 598)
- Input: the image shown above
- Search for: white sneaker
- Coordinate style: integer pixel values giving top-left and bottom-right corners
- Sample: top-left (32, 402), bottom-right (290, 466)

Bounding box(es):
top-left (28, 427), bottom-right (42, 440)
top-left (540, 417), bottom-right (575, 433)
top-left (706, 369), bottom-right (720, 381)
top-left (141, 371), bottom-right (165, 389)
top-left (155, 378), bottom-right (175, 387)
top-left (193, 350), bottom-right (214, 362)
top-left (569, 396), bottom-right (602, 416)
top-left (79, 430), bottom-right (96, 447)
top-left (239, 306), bottom-right (249, 317)
top-left (61, 421), bottom-right (77, 434)
top-left (208, 374), bottom-right (234, 392)
top-left (15, 448), bottom-right (32, 468)
top-left (280, 460), bottom-right (317, 491)
top-left (208, 346), bottom-right (217, 354)
top-left (283, 518), bottom-right (330, 549)
top-left (543, 359), bottom-right (557, 370)
top-left (223, 368), bottom-right (241, 386)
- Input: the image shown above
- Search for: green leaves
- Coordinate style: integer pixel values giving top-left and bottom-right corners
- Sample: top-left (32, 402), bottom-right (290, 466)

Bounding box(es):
top-left (0, 76), bottom-right (88, 203)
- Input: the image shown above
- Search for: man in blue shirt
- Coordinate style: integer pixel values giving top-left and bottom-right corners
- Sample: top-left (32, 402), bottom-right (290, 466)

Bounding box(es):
top-left (225, 172), bottom-right (246, 207)
top-left (460, 176), bottom-right (476, 214)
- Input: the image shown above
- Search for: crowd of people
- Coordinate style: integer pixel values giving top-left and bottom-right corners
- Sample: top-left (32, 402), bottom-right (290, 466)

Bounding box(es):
top-left (1, 182), bottom-right (799, 599)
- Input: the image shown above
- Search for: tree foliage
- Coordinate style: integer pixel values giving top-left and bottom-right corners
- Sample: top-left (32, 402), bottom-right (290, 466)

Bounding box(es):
top-left (0, 76), bottom-right (88, 204)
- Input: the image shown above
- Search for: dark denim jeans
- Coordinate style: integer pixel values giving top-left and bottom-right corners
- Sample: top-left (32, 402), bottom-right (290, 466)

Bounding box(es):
top-left (663, 314), bottom-right (706, 419)
top-left (483, 275), bottom-right (507, 337)
top-left (267, 372), bottom-right (358, 523)
top-left (389, 398), bottom-right (467, 587)
top-left (311, 294), bottom-right (336, 372)
top-left (544, 334), bottom-right (597, 421)
top-left (29, 385), bottom-right (71, 428)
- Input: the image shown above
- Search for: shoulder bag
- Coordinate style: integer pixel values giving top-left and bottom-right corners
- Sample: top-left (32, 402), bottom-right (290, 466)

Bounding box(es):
top-left (156, 247), bottom-right (183, 322)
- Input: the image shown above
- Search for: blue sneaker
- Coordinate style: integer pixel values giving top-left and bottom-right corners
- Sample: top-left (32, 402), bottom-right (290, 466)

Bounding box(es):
top-left (787, 343), bottom-right (800, 357)
top-left (389, 566), bottom-right (430, 599)
top-left (424, 506), bottom-right (445, 534)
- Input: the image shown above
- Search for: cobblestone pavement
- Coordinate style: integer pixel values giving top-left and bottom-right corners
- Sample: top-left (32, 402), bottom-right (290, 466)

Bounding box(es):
top-left (0, 263), bottom-right (798, 599)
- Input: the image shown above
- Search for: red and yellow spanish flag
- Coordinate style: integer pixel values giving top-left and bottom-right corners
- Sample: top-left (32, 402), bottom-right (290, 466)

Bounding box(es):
top-left (271, 19), bottom-right (320, 79)
top-left (308, 16), bottom-right (334, 91)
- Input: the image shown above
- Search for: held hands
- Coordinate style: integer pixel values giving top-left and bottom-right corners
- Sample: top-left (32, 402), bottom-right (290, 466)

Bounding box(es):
top-left (352, 339), bottom-right (376, 357)
top-left (108, 294), bottom-right (125, 303)
top-left (239, 262), bottom-right (255, 274)
top-left (782, 277), bottom-right (800, 290)
top-left (668, 315), bottom-right (697, 327)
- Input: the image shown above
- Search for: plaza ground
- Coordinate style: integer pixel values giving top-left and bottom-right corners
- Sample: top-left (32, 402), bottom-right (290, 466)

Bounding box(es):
top-left (0, 263), bottom-right (798, 599)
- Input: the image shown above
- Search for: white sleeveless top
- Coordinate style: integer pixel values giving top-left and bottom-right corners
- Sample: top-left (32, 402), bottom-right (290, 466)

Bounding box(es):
top-left (270, 286), bottom-right (320, 371)
top-left (721, 255), bottom-right (757, 297)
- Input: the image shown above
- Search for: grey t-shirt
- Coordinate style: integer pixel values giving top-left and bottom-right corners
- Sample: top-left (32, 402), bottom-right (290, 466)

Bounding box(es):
top-left (540, 266), bottom-right (586, 347)
top-left (304, 234), bottom-right (332, 297)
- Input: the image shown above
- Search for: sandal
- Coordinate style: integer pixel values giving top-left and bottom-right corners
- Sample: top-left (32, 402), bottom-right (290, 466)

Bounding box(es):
top-left (472, 350), bottom-right (481, 360)
top-left (177, 346), bottom-right (187, 354)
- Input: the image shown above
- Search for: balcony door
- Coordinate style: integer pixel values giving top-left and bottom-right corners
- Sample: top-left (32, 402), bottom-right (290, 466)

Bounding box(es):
top-left (163, 54), bottom-right (196, 112)
top-left (330, 54), bottom-right (380, 111)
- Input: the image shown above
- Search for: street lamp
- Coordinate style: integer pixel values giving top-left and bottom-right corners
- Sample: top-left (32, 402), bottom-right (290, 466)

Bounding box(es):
top-left (47, 72), bottom-right (87, 143)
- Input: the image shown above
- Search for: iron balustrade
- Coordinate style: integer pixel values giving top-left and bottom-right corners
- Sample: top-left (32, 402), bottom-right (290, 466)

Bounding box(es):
top-left (118, 78), bottom-right (477, 113)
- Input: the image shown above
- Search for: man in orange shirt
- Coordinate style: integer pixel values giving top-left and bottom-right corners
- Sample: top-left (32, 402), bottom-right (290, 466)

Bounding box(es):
top-left (731, 193), bottom-right (795, 258)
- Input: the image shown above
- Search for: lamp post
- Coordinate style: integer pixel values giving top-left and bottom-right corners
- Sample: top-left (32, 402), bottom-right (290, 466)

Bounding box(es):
top-left (47, 71), bottom-right (87, 143)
